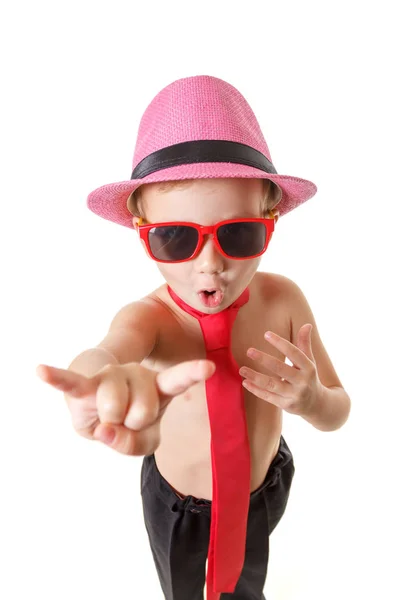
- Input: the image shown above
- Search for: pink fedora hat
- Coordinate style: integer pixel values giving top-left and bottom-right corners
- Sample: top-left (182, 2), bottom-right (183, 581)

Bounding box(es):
top-left (87, 75), bottom-right (317, 228)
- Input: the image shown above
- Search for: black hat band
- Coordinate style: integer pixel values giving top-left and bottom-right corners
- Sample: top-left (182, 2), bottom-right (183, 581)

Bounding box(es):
top-left (131, 140), bottom-right (277, 180)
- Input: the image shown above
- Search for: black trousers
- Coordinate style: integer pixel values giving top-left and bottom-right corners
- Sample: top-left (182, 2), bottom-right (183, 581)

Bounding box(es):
top-left (140, 435), bottom-right (295, 600)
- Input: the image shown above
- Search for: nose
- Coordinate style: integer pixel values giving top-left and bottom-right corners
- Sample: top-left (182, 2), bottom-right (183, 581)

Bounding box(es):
top-left (195, 233), bottom-right (225, 272)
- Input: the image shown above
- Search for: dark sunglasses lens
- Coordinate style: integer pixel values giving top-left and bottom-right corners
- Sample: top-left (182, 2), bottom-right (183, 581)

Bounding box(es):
top-left (148, 225), bottom-right (198, 261)
top-left (217, 221), bottom-right (266, 257)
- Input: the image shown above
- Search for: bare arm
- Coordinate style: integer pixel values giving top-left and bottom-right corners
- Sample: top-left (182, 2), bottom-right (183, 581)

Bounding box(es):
top-left (37, 298), bottom-right (216, 453)
top-left (64, 299), bottom-right (161, 402)
top-left (67, 347), bottom-right (119, 377)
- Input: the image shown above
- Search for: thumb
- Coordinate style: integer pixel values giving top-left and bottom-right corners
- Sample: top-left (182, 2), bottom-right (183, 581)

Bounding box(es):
top-left (155, 359), bottom-right (216, 399)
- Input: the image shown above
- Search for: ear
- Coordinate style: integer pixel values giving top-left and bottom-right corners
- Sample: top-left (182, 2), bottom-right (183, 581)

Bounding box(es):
top-left (132, 218), bottom-right (150, 257)
top-left (268, 182), bottom-right (282, 224)
top-left (267, 208), bottom-right (280, 224)
top-left (132, 216), bottom-right (144, 231)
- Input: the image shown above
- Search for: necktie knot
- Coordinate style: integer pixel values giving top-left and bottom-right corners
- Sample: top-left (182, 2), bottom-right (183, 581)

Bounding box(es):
top-left (167, 286), bottom-right (250, 352)
top-left (199, 312), bottom-right (232, 351)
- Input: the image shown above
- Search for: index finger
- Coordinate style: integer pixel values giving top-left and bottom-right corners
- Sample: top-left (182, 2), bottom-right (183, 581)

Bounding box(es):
top-left (264, 331), bottom-right (309, 370)
top-left (36, 364), bottom-right (99, 398)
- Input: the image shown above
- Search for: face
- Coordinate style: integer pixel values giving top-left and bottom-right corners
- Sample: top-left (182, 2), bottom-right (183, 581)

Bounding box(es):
top-left (132, 178), bottom-right (268, 313)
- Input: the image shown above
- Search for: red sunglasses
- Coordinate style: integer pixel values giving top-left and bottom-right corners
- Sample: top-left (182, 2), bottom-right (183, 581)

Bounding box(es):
top-left (134, 217), bottom-right (275, 263)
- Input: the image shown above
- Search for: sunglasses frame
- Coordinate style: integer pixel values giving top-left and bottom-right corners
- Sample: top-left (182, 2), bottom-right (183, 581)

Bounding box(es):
top-left (134, 217), bottom-right (275, 263)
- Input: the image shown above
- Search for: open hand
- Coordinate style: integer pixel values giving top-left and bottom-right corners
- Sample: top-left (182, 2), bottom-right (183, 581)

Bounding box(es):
top-left (239, 324), bottom-right (323, 417)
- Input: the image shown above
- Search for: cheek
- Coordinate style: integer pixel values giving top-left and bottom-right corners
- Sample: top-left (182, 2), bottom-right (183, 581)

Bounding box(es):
top-left (230, 256), bottom-right (262, 277)
top-left (140, 238), bottom-right (150, 257)
top-left (156, 257), bottom-right (261, 286)
top-left (156, 262), bottom-right (191, 284)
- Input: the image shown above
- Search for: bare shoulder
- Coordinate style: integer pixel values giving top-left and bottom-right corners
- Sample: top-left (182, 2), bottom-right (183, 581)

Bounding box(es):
top-left (260, 272), bottom-right (317, 338)
top-left (256, 271), bottom-right (300, 323)
top-left (96, 289), bottom-right (168, 364)
top-left (256, 271), bottom-right (295, 300)
top-left (256, 270), bottom-right (315, 343)
top-left (264, 273), bottom-right (316, 328)
top-left (257, 271), bottom-right (309, 309)
top-left (109, 291), bottom-right (167, 327)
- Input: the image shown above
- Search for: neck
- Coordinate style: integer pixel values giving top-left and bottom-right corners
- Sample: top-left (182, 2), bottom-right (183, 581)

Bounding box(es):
top-left (166, 285), bottom-right (250, 320)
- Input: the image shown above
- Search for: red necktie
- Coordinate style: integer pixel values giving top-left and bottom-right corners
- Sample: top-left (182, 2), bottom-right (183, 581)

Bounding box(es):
top-left (167, 285), bottom-right (251, 599)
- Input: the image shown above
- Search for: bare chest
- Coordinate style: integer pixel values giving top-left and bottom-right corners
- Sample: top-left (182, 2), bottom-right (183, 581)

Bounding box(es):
top-left (141, 275), bottom-right (289, 498)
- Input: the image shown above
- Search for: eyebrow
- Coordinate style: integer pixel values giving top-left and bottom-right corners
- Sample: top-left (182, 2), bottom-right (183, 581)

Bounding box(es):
top-left (220, 213), bottom-right (259, 220)
top-left (153, 214), bottom-right (259, 224)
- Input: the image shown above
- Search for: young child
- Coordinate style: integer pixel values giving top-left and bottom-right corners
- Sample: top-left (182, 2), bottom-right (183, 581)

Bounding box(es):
top-left (36, 75), bottom-right (351, 600)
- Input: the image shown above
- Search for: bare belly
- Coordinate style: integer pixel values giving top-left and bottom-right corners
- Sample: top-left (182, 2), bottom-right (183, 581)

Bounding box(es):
top-left (145, 271), bottom-right (290, 500)
top-left (154, 380), bottom-right (283, 500)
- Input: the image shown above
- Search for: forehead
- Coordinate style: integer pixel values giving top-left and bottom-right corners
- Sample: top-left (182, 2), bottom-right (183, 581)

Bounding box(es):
top-left (140, 178), bottom-right (264, 220)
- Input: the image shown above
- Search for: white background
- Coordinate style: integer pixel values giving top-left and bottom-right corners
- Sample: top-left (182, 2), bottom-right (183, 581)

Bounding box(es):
top-left (1, 1), bottom-right (399, 599)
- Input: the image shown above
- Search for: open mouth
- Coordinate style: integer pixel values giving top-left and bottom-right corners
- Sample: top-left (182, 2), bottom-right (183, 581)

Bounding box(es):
top-left (198, 288), bottom-right (224, 307)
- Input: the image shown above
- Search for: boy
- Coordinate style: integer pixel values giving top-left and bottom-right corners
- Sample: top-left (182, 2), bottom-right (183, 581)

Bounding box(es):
top-left (36, 75), bottom-right (351, 600)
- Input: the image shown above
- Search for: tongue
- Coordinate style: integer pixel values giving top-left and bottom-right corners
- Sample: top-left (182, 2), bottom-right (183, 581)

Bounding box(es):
top-left (199, 290), bottom-right (223, 307)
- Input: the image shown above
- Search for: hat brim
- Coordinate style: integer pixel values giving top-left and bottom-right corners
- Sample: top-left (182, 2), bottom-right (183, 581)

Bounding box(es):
top-left (86, 162), bottom-right (317, 229)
